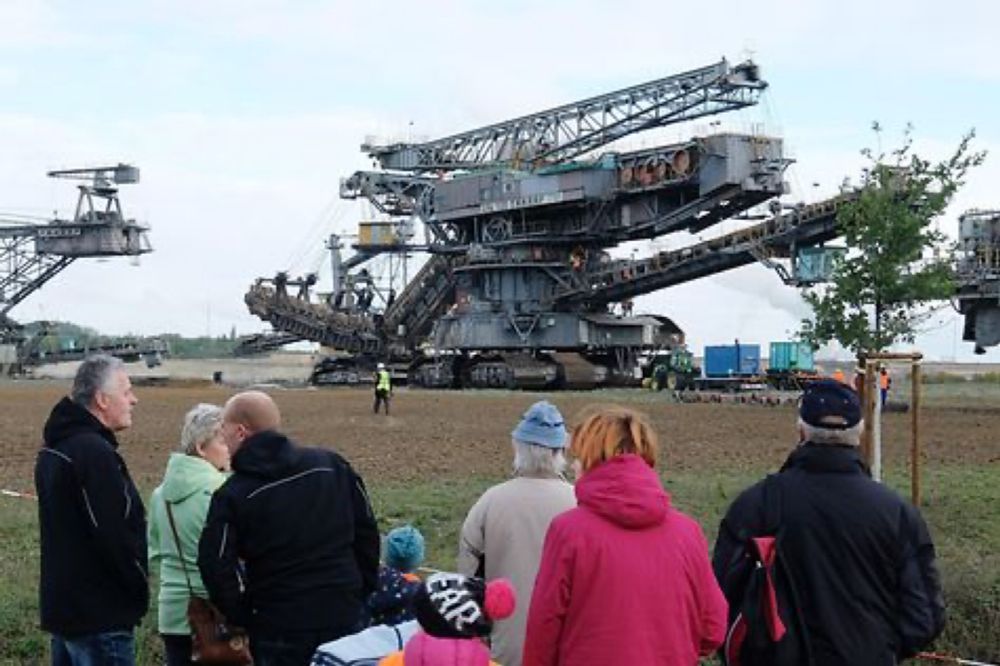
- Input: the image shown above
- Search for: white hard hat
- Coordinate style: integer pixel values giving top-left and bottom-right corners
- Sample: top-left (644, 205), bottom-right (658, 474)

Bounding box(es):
top-left (377, 362), bottom-right (385, 369)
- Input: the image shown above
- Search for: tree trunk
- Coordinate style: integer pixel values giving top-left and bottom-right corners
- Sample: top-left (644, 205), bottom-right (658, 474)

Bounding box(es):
top-left (874, 299), bottom-right (883, 351)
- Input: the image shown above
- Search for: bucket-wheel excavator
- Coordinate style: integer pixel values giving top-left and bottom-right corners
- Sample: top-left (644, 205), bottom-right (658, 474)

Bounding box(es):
top-left (956, 209), bottom-right (1000, 353)
top-left (245, 59), bottom-right (852, 388)
top-left (0, 165), bottom-right (161, 374)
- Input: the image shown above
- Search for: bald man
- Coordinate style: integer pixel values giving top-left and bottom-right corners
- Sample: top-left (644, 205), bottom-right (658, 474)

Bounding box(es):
top-left (197, 391), bottom-right (380, 666)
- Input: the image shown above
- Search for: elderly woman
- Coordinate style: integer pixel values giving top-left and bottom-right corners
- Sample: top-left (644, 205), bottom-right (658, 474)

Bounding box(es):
top-left (457, 401), bottom-right (576, 666)
top-left (523, 405), bottom-right (727, 666)
top-left (148, 404), bottom-right (230, 666)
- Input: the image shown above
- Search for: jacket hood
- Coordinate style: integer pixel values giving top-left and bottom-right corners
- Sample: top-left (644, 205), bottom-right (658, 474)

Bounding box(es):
top-left (42, 396), bottom-right (118, 449)
top-left (231, 430), bottom-right (299, 479)
top-left (160, 452), bottom-right (227, 503)
top-left (575, 454), bottom-right (669, 529)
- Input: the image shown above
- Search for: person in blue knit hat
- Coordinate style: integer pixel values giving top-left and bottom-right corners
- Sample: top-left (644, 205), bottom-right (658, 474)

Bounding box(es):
top-left (366, 525), bottom-right (425, 626)
top-left (456, 401), bottom-right (576, 666)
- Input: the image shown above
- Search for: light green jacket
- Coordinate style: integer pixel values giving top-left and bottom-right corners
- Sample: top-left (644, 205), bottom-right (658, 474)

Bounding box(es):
top-left (148, 452), bottom-right (227, 635)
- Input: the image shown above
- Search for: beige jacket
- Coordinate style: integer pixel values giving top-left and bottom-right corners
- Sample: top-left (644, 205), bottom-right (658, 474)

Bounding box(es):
top-left (457, 475), bottom-right (576, 666)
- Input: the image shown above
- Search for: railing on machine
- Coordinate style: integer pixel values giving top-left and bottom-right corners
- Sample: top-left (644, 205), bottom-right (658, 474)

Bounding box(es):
top-left (382, 254), bottom-right (459, 349)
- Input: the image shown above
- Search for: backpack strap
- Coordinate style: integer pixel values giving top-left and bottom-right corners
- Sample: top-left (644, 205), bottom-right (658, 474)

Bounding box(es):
top-left (164, 500), bottom-right (196, 597)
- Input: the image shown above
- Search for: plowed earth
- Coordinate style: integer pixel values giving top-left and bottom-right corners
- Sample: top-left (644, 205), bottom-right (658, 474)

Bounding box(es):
top-left (2, 381), bottom-right (997, 493)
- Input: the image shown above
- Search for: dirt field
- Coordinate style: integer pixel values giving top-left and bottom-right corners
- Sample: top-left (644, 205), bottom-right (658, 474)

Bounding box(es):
top-left (2, 380), bottom-right (998, 494)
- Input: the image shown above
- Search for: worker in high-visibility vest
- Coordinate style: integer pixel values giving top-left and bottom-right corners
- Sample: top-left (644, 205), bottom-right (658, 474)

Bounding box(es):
top-left (832, 368), bottom-right (846, 384)
top-left (374, 362), bottom-right (392, 415)
top-left (879, 367), bottom-right (891, 407)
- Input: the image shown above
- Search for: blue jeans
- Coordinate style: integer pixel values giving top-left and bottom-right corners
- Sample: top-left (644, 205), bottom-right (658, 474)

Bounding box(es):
top-left (51, 631), bottom-right (135, 666)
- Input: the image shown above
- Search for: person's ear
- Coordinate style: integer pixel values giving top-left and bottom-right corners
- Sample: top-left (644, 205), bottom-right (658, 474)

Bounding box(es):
top-left (93, 390), bottom-right (109, 413)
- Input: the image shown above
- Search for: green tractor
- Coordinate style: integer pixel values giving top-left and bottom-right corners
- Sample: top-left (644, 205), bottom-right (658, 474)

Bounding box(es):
top-left (648, 348), bottom-right (699, 391)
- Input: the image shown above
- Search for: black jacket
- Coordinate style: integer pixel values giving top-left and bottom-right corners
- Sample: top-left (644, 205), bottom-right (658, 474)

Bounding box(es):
top-left (35, 397), bottom-right (149, 637)
top-left (713, 444), bottom-right (945, 666)
top-left (198, 431), bottom-right (380, 638)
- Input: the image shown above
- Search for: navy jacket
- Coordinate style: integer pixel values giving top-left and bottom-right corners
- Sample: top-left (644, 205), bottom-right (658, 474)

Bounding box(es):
top-left (713, 444), bottom-right (945, 666)
top-left (365, 566), bottom-right (421, 626)
top-left (198, 431), bottom-right (380, 638)
top-left (35, 397), bottom-right (149, 637)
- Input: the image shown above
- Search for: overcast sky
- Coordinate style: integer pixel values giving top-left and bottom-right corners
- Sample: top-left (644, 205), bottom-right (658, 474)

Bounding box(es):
top-left (1, 0), bottom-right (997, 361)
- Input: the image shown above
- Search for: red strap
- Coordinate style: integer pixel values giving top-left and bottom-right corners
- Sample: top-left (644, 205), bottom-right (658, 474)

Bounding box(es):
top-left (752, 537), bottom-right (787, 642)
top-left (725, 614), bottom-right (748, 666)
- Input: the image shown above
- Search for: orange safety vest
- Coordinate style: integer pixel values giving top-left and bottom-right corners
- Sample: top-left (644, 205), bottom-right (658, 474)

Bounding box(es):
top-left (832, 369), bottom-right (845, 383)
top-left (880, 372), bottom-right (890, 390)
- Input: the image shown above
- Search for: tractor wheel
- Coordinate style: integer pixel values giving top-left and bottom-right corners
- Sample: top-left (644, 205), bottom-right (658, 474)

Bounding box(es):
top-left (666, 371), bottom-right (679, 391)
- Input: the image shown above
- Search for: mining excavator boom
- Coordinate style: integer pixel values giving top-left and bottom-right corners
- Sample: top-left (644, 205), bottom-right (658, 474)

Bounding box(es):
top-left (245, 60), bottom-right (851, 388)
top-left (0, 165), bottom-right (153, 373)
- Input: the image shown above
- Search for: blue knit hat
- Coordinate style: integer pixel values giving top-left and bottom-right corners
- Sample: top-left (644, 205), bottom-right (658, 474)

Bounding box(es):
top-left (511, 401), bottom-right (568, 449)
top-left (385, 525), bottom-right (425, 571)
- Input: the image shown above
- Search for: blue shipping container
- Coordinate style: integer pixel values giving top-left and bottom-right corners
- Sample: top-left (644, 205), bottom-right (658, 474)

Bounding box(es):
top-left (704, 344), bottom-right (761, 377)
top-left (768, 341), bottom-right (815, 373)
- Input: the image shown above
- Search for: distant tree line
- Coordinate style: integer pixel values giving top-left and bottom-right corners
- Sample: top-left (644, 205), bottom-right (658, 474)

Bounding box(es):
top-left (21, 321), bottom-right (239, 359)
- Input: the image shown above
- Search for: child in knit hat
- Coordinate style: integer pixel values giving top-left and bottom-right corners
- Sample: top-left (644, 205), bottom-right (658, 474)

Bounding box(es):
top-left (366, 525), bottom-right (426, 626)
top-left (378, 572), bottom-right (516, 666)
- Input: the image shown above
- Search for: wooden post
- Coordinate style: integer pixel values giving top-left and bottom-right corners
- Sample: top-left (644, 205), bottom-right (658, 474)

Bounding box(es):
top-left (911, 361), bottom-right (922, 506)
top-left (872, 376), bottom-right (882, 482)
top-left (861, 363), bottom-right (878, 469)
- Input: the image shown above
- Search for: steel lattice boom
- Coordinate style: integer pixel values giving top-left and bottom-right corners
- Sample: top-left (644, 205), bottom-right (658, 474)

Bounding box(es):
top-left (0, 165), bottom-right (150, 326)
top-left (364, 59), bottom-right (765, 172)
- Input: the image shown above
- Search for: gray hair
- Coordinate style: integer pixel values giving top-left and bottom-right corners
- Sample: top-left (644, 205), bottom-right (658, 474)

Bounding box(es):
top-left (71, 354), bottom-right (126, 408)
top-left (180, 403), bottom-right (223, 456)
top-left (512, 439), bottom-right (567, 477)
top-left (798, 418), bottom-right (864, 447)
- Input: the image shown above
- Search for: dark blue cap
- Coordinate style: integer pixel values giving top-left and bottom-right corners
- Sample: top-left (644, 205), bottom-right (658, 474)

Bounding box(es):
top-left (800, 380), bottom-right (862, 430)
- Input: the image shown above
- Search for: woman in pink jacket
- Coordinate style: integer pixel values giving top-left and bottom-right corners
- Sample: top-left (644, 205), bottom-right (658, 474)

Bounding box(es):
top-left (523, 405), bottom-right (727, 665)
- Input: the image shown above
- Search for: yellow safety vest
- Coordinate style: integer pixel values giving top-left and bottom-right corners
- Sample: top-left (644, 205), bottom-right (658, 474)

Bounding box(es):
top-left (377, 369), bottom-right (391, 391)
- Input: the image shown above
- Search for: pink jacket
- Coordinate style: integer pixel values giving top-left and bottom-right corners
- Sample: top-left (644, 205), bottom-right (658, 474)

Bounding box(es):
top-left (523, 454), bottom-right (727, 665)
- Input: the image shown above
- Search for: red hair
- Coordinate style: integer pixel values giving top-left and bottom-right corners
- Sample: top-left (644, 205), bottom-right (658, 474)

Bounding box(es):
top-left (570, 405), bottom-right (658, 472)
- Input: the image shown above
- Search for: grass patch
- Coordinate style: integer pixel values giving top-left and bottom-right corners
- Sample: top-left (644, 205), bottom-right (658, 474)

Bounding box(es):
top-left (922, 372), bottom-right (1000, 384)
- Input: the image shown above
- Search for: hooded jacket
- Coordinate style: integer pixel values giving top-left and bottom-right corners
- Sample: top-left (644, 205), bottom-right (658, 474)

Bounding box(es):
top-left (523, 454), bottom-right (727, 665)
top-left (197, 430), bottom-right (380, 638)
top-left (148, 452), bottom-right (227, 635)
top-left (713, 444), bottom-right (945, 665)
top-left (35, 396), bottom-right (149, 637)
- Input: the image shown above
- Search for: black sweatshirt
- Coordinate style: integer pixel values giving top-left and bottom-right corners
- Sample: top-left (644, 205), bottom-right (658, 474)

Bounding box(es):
top-left (35, 397), bottom-right (149, 637)
top-left (198, 430), bottom-right (379, 638)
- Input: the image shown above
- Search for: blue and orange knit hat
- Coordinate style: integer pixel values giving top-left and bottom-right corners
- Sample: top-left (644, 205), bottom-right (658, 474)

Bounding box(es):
top-left (385, 524), bottom-right (425, 572)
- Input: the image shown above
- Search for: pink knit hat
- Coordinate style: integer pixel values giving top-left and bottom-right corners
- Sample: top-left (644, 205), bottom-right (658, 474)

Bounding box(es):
top-left (402, 631), bottom-right (492, 666)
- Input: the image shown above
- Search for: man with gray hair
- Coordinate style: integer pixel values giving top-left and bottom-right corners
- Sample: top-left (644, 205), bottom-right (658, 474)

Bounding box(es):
top-left (457, 400), bottom-right (576, 666)
top-left (712, 380), bottom-right (944, 665)
top-left (35, 354), bottom-right (147, 665)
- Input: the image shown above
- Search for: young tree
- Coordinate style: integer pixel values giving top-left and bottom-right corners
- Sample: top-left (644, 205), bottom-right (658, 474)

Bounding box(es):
top-left (801, 125), bottom-right (986, 355)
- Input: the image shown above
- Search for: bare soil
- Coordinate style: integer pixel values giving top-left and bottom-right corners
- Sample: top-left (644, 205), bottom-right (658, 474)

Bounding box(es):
top-left (2, 381), bottom-right (997, 494)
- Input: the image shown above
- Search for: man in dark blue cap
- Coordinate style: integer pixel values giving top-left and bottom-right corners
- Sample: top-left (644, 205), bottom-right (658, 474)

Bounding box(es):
top-left (712, 380), bottom-right (944, 666)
